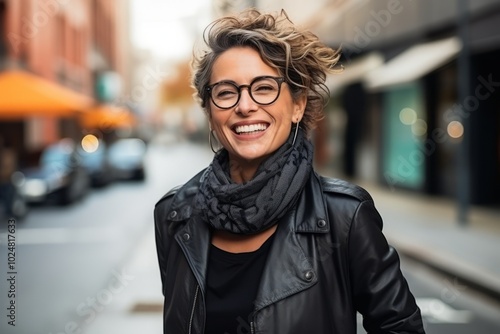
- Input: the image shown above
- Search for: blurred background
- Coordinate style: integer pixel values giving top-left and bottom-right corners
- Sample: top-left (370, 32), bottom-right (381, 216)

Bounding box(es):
top-left (0, 0), bottom-right (499, 333)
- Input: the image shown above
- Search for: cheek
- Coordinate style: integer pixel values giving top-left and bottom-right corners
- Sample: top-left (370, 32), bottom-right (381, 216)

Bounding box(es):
top-left (209, 110), bottom-right (221, 128)
top-left (209, 115), bottom-right (230, 140)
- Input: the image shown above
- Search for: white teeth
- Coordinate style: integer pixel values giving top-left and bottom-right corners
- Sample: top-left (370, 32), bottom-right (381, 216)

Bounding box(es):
top-left (235, 123), bottom-right (267, 134)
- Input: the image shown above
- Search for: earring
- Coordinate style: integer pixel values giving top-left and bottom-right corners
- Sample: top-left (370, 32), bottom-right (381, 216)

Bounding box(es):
top-left (292, 121), bottom-right (300, 146)
top-left (209, 129), bottom-right (219, 153)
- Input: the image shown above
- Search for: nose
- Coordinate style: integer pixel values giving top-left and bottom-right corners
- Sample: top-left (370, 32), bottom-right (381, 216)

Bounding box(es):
top-left (235, 87), bottom-right (257, 115)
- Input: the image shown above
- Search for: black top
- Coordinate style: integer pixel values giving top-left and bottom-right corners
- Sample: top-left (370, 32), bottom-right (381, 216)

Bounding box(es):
top-left (204, 234), bottom-right (275, 334)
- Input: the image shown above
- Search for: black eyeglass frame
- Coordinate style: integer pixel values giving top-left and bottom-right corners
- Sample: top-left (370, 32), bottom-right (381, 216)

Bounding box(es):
top-left (206, 76), bottom-right (286, 110)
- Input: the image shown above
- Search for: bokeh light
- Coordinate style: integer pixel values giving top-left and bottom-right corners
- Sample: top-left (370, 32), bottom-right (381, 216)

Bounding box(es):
top-left (447, 120), bottom-right (464, 139)
top-left (81, 134), bottom-right (100, 153)
top-left (399, 107), bottom-right (418, 125)
top-left (411, 119), bottom-right (428, 137)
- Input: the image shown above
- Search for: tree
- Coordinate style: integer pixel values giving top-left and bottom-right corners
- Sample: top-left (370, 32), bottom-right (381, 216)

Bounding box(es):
top-left (160, 61), bottom-right (195, 107)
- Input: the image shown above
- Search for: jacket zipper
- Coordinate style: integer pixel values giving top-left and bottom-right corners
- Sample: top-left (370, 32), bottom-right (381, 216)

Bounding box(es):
top-left (188, 285), bottom-right (200, 334)
top-left (250, 321), bottom-right (255, 334)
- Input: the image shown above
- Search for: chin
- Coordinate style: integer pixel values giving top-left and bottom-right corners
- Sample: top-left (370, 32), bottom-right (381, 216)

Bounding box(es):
top-left (230, 148), bottom-right (269, 163)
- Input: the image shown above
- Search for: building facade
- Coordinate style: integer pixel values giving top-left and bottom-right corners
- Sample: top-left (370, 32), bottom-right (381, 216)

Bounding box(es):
top-left (325, 0), bottom-right (500, 208)
top-left (0, 0), bottom-right (130, 168)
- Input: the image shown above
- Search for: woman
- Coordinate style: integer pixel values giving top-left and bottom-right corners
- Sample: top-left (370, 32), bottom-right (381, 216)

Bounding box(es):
top-left (154, 8), bottom-right (425, 334)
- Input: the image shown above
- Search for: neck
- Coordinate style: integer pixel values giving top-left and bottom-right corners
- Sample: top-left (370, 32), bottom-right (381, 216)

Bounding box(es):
top-left (228, 157), bottom-right (263, 183)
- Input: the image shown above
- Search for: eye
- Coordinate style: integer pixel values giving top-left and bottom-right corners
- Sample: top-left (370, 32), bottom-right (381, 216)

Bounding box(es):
top-left (213, 84), bottom-right (238, 100)
top-left (253, 83), bottom-right (278, 95)
top-left (254, 84), bottom-right (274, 92)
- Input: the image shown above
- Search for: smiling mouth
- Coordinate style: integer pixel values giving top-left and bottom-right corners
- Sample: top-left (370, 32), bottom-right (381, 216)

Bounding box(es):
top-left (234, 123), bottom-right (268, 134)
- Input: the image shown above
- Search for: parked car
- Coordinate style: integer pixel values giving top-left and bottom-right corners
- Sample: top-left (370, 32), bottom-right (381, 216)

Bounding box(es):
top-left (108, 138), bottom-right (147, 181)
top-left (19, 139), bottom-right (90, 205)
top-left (0, 175), bottom-right (28, 220)
top-left (78, 139), bottom-right (112, 187)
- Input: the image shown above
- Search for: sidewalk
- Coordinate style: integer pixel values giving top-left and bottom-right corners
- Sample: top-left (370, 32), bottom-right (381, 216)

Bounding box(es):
top-left (80, 223), bottom-right (164, 334)
top-left (359, 180), bottom-right (500, 301)
top-left (81, 179), bottom-right (500, 333)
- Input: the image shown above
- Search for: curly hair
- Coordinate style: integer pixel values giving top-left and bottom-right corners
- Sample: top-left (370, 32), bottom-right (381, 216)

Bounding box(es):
top-left (191, 8), bottom-right (341, 135)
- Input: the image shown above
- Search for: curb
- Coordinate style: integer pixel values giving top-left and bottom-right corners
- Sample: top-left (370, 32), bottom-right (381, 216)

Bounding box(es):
top-left (388, 235), bottom-right (500, 302)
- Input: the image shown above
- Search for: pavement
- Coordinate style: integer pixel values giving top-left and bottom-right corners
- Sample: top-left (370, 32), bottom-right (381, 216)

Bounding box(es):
top-left (79, 176), bottom-right (500, 333)
top-left (79, 221), bottom-right (164, 334)
top-left (361, 181), bottom-right (500, 301)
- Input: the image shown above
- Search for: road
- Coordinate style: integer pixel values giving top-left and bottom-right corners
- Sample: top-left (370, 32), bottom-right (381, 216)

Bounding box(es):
top-left (0, 140), bottom-right (214, 334)
top-left (1, 139), bottom-right (499, 334)
top-left (393, 258), bottom-right (500, 334)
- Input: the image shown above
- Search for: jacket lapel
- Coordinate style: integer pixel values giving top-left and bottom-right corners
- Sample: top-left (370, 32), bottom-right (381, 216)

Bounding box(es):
top-left (174, 215), bottom-right (210, 293)
top-left (254, 213), bottom-right (318, 311)
top-left (254, 172), bottom-right (329, 311)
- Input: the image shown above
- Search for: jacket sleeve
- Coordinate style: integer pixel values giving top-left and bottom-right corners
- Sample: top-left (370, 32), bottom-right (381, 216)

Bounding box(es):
top-left (348, 200), bottom-right (425, 333)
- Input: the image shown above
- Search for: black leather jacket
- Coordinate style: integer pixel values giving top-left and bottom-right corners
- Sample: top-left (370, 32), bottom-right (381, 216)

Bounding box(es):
top-left (154, 169), bottom-right (424, 334)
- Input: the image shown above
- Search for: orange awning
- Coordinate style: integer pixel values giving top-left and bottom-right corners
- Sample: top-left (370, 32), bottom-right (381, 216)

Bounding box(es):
top-left (78, 104), bottom-right (137, 129)
top-left (0, 70), bottom-right (94, 119)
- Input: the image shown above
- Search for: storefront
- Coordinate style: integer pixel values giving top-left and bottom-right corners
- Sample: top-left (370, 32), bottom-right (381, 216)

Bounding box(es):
top-left (0, 69), bottom-right (94, 166)
top-left (362, 32), bottom-right (500, 206)
top-left (364, 37), bottom-right (462, 191)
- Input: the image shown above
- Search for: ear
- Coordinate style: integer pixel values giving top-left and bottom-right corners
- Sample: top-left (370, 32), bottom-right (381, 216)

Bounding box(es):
top-left (292, 93), bottom-right (307, 123)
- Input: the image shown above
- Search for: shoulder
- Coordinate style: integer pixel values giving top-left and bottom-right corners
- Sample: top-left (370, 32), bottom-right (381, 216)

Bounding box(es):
top-left (154, 168), bottom-right (207, 224)
top-left (155, 168), bottom-right (207, 206)
top-left (316, 175), bottom-right (383, 237)
top-left (155, 185), bottom-right (181, 207)
top-left (316, 175), bottom-right (382, 229)
top-left (319, 175), bottom-right (373, 203)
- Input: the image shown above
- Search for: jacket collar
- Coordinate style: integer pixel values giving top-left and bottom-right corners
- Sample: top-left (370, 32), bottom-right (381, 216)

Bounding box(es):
top-left (294, 171), bottom-right (330, 233)
top-left (167, 169), bottom-right (330, 230)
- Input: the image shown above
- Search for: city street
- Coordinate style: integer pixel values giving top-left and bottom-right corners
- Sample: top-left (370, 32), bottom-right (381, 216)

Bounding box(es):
top-left (0, 139), bottom-right (214, 334)
top-left (2, 1), bottom-right (500, 333)
top-left (1, 140), bottom-right (499, 334)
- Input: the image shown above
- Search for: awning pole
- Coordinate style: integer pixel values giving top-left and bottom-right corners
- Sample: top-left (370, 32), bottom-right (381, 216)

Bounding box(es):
top-left (457, 0), bottom-right (471, 226)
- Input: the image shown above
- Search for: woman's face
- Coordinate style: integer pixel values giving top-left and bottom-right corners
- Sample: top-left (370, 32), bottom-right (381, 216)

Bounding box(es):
top-left (208, 46), bottom-right (306, 170)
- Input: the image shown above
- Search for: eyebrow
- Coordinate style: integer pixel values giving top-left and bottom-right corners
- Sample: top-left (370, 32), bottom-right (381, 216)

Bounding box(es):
top-left (209, 75), bottom-right (279, 86)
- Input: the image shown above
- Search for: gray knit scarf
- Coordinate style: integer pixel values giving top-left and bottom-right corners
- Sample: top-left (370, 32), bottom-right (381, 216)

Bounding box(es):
top-left (194, 128), bottom-right (313, 235)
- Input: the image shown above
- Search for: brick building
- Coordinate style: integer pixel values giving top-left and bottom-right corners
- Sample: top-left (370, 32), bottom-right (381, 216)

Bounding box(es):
top-left (0, 0), bottom-right (130, 167)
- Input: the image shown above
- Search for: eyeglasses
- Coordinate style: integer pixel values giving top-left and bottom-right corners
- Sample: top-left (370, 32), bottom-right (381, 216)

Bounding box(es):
top-left (206, 76), bottom-right (285, 109)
